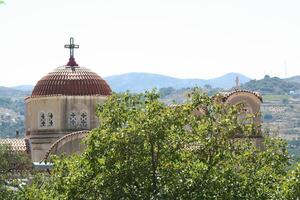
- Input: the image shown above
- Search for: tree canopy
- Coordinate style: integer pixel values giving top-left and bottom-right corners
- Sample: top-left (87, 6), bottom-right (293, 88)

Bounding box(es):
top-left (0, 145), bottom-right (32, 199)
top-left (20, 90), bottom-right (300, 200)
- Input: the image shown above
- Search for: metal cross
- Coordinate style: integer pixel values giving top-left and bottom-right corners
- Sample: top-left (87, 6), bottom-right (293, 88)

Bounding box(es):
top-left (64, 37), bottom-right (79, 58)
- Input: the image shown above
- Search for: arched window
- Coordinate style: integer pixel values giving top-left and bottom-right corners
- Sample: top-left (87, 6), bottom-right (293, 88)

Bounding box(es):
top-left (68, 111), bottom-right (89, 129)
top-left (39, 112), bottom-right (54, 128)
top-left (80, 112), bottom-right (88, 128)
top-left (47, 112), bottom-right (54, 127)
top-left (69, 112), bottom-right (77, 128)
top-left (39, 112), bottom-right (46, 128)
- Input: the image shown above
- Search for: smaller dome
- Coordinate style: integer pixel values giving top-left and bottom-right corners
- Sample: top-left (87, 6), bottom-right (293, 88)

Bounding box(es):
top-left (32, 66), bottom-right (112, 97)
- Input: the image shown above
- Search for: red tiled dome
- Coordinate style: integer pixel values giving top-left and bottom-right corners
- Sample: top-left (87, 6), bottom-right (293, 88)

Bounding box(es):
top-left (31, 66), bottom-right (112, 96)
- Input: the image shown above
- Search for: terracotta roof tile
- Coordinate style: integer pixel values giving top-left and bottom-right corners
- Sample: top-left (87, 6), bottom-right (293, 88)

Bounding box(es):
top-left (216, 89), bottom-right (263, 102)
top-left (0, 138), bottom-right (30, 153)
top-left (31, 66), bottom-right (112, 97)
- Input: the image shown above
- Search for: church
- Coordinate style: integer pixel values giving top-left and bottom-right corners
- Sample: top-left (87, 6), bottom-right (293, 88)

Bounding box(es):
top-left (24, 38), bottom-right (112, 162)
top-left (0, 38), bottom-right (263, 163)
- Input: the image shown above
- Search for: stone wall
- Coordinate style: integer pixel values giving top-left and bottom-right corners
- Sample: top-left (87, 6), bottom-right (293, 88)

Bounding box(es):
top-left (25, 95), bottom-right (107, 162)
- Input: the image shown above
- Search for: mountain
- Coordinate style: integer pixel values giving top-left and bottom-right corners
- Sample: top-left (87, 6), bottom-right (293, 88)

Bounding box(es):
top-left (1, 72), bottom-right (251, 94)
top-left (11, 85), bottom-right (34, 92)
top-left (105, 72), bottom-right (251, 93)
top-left (0, 86), bottom-right (30, 97)
top-left (285, 76), bottom-right (300, 84)
top-left (206, 72), bottom-right (250, 89)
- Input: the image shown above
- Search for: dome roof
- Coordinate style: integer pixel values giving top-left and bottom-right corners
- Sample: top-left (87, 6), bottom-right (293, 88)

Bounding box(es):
top-left (31, 66), bottom-right (112, 97)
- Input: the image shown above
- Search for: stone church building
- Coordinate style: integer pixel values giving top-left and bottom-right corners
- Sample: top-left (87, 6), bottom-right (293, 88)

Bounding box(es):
top-left (25, 38), bottom-right (112, 162)
top-left (0, 38), bottom-right (263, 163)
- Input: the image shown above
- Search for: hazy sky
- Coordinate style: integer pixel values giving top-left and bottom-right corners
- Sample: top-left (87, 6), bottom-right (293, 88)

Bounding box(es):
top-left (1, 0), bottom-right (300, 86)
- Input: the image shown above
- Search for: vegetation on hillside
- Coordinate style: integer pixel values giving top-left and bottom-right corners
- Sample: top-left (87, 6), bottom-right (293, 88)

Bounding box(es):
top-left (0, 97), bottom-right (25, 138)
top-left (0, 121), bottom-right (24, 139)
top-left (18, 90), bottom-right (300, 199)
top-left (0, 87), bottom-right (30, 98)
top-left (0, 97), bottom-right (25, 115)
top-left (159, 85), bottom-right (223, 104)
top-left (241, 75), bottom-right (300, 95)
top-left (286, 75), bottom-right (300, 83)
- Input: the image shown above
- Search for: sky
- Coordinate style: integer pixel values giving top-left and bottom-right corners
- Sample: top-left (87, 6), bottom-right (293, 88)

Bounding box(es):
top-left (1, 0), bottom-right (300, 86)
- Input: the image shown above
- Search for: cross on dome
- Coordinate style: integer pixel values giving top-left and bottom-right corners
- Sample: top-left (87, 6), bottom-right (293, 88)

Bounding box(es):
top-left (65, 37), bottom-right (79, 58)
top-left (64, 37), bottom-right (79, 68)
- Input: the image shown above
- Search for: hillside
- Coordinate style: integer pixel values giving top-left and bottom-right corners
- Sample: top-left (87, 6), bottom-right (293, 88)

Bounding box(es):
top-left (0, 97), bottom-right (25, 138)
top-left (0, 86), bottom-right (27, 138)
top-left (4, 73), bottom-right (300, 98)
top-left (105, 72), bottom-right (250, 92)
top-left (286, 75), bottom-right (300, 84)
top-left (241, 75), bottom-right (300, 94)
top-left (0, 86), bottom-right (30, 97)
top-left (11, 85), bottom-right (34, 92)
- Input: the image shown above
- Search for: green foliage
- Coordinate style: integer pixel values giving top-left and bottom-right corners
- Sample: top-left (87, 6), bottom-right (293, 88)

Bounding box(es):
top-left (159, 87), bottom-right (177, 98)
top-left (242, 75), bottom-right (300, 95)
top-left (159, 86), bottom-right (222, 102)
top-left (263, 94), bottom-right (290, 101)
top-left (282, 163), bottom-right (300, 199)
top-left (21, 90), bottom-right (300, 199)
top-left (0, 145), bottom-right (32, 200)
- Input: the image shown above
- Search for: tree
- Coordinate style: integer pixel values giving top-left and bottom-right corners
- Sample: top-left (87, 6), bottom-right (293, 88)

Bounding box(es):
top-left (159, 87), bottom-right (176, 98)
top-left (21, 90), bottom-right (299, 199)
top-left (204, 84), bottom-right (212, 91)
top-left (0, 145), bottom-right (32, 200)
top-left (282, 163), bottom-right (300, 200)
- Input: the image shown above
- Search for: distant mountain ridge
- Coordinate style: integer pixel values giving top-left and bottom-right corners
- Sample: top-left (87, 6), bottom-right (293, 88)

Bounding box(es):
top-left (11, 85), bottom-right (34, 92)
top-left (3, 72), bottom-right (251, 94)
top-left (0, 86), bottom-right (30, 97)
top-left (6, 72), bottom-right (300, 94)
top-left (105, 72), bottom-right (251, 93)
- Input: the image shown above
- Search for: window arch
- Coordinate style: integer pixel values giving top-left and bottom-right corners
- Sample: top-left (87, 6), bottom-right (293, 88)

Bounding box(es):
top-left (68, 111), bottom-right (89, 129)
top-left (39, 112), bottom-right (54, 128)
top-left (39, 112), bottom-right (46, 128)
top-left (69, 112), bottom-right (77, 128)
top-left (80, 111), bottom-right (88, 128)
top-left (47, 112), bottom-right (54, 127)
